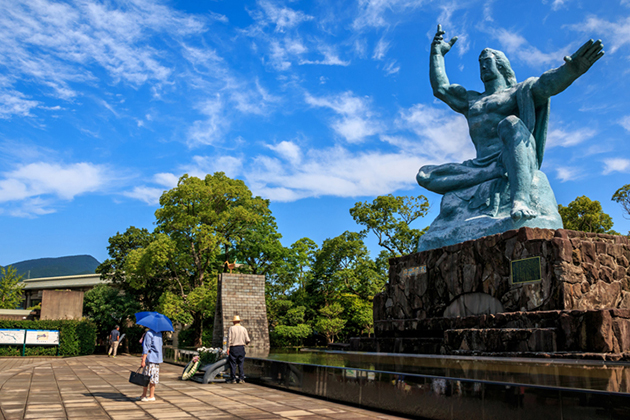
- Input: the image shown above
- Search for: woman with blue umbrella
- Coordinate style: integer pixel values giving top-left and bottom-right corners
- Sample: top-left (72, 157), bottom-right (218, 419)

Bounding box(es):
top-left (135, 312), bottom-right (173, 402)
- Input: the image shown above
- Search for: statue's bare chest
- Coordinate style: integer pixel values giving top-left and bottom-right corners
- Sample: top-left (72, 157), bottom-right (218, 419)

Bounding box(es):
top-left (468, 90), bottom-right (517, 119)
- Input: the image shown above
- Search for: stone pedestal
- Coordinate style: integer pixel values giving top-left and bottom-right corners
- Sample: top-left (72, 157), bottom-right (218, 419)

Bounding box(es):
top-left (212, 273), bottom-right (270, 356)
top-left (359, 228), bottom-right (630, 359)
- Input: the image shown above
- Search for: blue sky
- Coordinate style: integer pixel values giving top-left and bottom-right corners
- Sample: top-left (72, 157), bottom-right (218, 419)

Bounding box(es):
top-left (1, 0), bottom-right (629, 266)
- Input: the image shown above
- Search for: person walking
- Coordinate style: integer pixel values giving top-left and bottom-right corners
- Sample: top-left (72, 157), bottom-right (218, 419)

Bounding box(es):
top-left (139, 328), bottom-right (163, 402)
top-left (108, 325), bottom-right (120, 358)
top-left (227, 315), bottom-right (250, 384)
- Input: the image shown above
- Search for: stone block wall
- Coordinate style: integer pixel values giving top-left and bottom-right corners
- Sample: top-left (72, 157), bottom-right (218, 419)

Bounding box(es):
top-left (212, 273), bottom-right (270, 356)
top-left (375, 228), bottom-right (630, 331)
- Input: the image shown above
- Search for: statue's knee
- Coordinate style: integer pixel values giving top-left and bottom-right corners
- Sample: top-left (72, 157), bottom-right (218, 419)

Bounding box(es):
top-left (498, 116), bottom-right (532, 145)
top-left (416, 167), bottom-right (432, 187)
top-left (498, 115), bottom-right (524, 135)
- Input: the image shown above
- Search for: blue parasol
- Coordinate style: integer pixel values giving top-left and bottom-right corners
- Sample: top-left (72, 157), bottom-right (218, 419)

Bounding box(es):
top-left (134, 311), bottom-right (174, 332)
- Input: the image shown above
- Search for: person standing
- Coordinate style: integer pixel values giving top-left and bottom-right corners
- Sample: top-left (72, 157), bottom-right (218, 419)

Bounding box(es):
top-left (139, 329), bottom-right (163, 402)
top-left (227, 315), bottom-right (250, 384)
top-left (108, 325), bottom-right (120, 358)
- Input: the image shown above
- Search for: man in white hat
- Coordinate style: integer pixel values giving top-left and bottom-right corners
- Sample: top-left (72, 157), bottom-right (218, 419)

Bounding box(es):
top-left (226, 315), bottom-right (250, 384)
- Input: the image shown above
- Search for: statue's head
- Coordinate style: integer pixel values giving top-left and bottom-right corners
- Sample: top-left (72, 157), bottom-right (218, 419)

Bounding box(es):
top-left (479, 48), bottom-right (517, 87)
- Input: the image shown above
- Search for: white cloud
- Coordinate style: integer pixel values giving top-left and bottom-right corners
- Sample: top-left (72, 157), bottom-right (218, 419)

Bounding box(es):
top-left (546, 127), bottom-right (597, 148)
top-left (373, 38), bottom-right (390, 60)
top-left (0, 91), bottom-right (40, 119)
top-left (550, 0), bottom-right (569, 10)
top-left (0, 161), bottom-right (110, 215)
top-left (256, 0), bottom-right (313, 33)
top-left (603, 158), bottom-right (630, 175)
top-left (247, 145), bottom-right (424, 201)
top-left (154, 173), bottom-right (179, 189)
top-left (396, 104), bottom-right (475, 163)
top-left (122, 186), bottom-right (164, 205)
top-left (353, 0), bottom-right (427, 30)
top-left (184, 155), bottom-right (244, 180)
top-left (619, 115), bottom-right (630, 132)
top-left (568, 16), bottom-right (629, 53)
top-left (267, 141), bottom-right (302, 165)
top-left (305, 91), bottom-right (383, 143)
top-left (383, 60), bottom-right (400, 75)
top-left (555, 166), bottom-right (582, 182)
top-left (187, 95), bottom-right (227, 147)
top-left (300, 44), bottom-right (350, 66)
top-left (0, 0), bottom-right (208, 101)
top-left (489, 28), bottom-right (571, 67)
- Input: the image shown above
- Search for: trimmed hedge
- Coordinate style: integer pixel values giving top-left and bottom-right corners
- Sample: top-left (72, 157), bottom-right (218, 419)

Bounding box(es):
top-left (0, 319), bottom-right (97, 356)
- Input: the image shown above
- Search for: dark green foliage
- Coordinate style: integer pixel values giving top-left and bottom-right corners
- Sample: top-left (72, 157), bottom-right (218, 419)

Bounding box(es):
top-left (559, 196), bottom-right (614, 233)
top-left (612, 184), bottom-right (630, 220)
top-left (83, 284), bottom-right (141, 345)
top-left (3, 255), bottom-right (100, 279)
top-left (124, 326), bottom-right (146, 354)
top-left (0, 266), bottom-right (25, 309)
top-left (350, 194), bottom-right (430, 257)
top-left (0, 319), bottom-right (96, 356)
top-left (0, 347), bottom-right (21, 356)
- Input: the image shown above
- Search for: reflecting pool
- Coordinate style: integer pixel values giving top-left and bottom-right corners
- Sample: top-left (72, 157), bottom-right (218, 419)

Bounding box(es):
top-left (245, 350), bottom-right (630, 419)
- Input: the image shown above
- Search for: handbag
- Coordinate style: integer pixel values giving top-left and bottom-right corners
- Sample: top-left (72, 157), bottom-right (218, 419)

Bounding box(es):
top-left (129, 368), bottom-right (150, 387)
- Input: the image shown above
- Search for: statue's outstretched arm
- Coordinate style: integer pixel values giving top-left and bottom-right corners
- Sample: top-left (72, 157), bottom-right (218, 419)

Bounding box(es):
top-left (430, 25), bottom-right (468, 114)
top-left (532, 39), bottom-right (604, 102)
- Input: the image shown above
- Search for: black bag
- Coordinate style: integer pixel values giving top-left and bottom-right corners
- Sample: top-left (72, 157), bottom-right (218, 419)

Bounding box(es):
top-left (129, 368), bottom-right (150, 387)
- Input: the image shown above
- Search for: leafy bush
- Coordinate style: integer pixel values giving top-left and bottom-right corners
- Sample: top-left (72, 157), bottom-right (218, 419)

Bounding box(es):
top-left (0, 319), bottom-right (97, 356)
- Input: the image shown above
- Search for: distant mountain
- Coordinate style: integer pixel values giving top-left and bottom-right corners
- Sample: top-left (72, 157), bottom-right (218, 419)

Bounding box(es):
top-left (2, 255), bottom-right (101, 279)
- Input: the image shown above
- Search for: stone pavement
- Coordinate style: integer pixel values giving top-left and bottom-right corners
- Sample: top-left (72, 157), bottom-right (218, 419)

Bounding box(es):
top-left (0, 355), bottom-right (408, 420)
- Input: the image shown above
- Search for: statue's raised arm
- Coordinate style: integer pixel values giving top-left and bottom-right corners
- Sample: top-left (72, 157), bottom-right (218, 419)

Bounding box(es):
top-left (430, 25), bottom-right (468, 114)
top-left (416, 28), bottom-right (605, 253)
top-left (532, 39), bottom-right (604, 103)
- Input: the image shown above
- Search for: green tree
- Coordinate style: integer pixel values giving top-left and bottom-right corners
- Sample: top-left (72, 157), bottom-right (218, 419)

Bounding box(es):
top-left (350, 194), bottom-right (430, 257)
top-left (0, 266), bottom-right (25, 309)
top-left (612, 184), bottom-right (630, 219)
top-left (315, 303), bottom-right (346, 344)
top-left (233, 212), bottom-right (286, 275)
top-left (311, 231), bottom-right (385, 303)
top-left (269, 300), bottom-right (312, 347)
top-left (95, 227), bottom-right (162, 310)
top-left (83, 284), bottom-right (142, 345)
top-left (124, 173), bottom-right (269, 346)
top-left (559, 196), bottom-right (614, 233)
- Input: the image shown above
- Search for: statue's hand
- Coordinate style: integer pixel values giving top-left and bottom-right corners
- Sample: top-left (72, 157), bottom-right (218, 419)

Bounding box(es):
top-left (431, 24), bottom-right (458, 56)
top-left (564, 39), bottom-right (604, 76)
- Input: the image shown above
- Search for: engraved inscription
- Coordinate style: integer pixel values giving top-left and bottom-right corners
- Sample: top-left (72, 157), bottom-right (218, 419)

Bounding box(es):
top-left (511, 256), bottom-right (542, 285)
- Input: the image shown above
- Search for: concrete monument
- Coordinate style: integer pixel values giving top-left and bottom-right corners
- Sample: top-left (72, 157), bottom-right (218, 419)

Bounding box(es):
top-left (417, 25), bottom-right (604, 252)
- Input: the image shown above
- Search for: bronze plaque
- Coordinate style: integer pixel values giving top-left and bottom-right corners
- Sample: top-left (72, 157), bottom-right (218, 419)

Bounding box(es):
top-left (510, 256), bottom-right (542, 285)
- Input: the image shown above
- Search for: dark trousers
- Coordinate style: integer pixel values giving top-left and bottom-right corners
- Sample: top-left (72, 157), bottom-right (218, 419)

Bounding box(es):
top-left (228, 345), bottom-right (246, 380)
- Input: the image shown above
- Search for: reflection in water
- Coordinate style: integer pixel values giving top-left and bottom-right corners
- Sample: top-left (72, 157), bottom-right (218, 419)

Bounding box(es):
top-left (261, 350), bottom-right (630, 394)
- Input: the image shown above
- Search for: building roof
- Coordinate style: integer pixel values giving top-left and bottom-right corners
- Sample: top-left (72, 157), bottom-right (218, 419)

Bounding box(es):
top-left (22, 273), bottom-right (109, 290)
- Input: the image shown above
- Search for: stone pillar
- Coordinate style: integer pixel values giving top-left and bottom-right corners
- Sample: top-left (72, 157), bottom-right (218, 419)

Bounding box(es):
top-left (212, 273), bottom-right (270, 356)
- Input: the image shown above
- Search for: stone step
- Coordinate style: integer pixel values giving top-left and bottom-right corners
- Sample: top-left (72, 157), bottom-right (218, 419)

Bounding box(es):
top-left (444, 327), bottom-right (557, 353)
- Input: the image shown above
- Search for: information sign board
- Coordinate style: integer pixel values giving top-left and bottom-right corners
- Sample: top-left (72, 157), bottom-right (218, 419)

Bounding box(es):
top-left (0, 329), bottom-right (26, 345)
top-left (25, 330), bottom-right (60, 345)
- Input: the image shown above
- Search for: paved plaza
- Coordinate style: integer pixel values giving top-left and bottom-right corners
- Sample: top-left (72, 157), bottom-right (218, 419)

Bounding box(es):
top-left (0, 355), bottom-right (407, 420)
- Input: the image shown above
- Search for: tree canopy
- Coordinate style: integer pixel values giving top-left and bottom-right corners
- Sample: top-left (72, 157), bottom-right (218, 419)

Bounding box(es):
top-left (612, 184), bottom-right (630, 220)
top-left (0, 266), bottom-right (25, 310)
top-left (350, 194), bottom-right (429, 257)
top-left (558, 196), bottom-right (614, 233)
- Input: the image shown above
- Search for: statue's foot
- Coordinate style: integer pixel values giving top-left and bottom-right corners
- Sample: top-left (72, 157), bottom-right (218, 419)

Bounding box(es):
top-left (511, 200), bottom-right (537, 221)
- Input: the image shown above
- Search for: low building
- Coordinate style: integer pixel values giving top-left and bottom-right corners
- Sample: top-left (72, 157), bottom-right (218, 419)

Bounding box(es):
top-left (21, 273), bottom-right (108, 309)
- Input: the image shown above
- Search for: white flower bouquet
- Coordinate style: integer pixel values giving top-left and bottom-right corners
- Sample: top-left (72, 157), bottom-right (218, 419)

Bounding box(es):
top-left (196, 347), bottom-right (227, 366)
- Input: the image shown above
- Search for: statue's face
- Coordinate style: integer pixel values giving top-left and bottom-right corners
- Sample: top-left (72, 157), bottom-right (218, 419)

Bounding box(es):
top-left (479, 53), bottom-right (500, 83)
